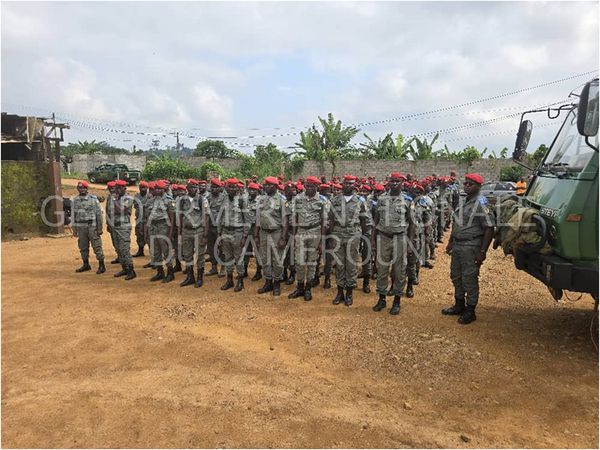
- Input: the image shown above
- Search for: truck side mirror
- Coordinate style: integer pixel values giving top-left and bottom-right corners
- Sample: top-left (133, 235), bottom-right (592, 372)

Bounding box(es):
top-left (577, 78), bottom-right (599, 137)
top-left (512, 120), bottom-right (532, 162)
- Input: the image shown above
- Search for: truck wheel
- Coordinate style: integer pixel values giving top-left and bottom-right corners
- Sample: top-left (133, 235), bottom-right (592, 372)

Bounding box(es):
top-left (89, 176), bottom-right (96, 183)
top-left (128, 180), bottom-right (137, 186)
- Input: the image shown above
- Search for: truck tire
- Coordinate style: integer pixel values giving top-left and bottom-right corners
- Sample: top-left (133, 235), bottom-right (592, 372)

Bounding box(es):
top-left (88, 176), bottom-right (97, 183)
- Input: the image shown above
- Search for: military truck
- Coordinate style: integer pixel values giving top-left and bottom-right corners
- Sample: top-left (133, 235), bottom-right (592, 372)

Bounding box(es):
top-left (87, 163), bottom-right (141, 185)
top-left (506, 78), bottom-right (598, 303)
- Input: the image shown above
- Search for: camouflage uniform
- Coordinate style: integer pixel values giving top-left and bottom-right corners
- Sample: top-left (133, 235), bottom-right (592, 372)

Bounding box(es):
top-left (148, 194), bottom-right (175, 267)
top-left (291, 192), bottom-right (326, 286)
top-left (243, 193), bottom-right (260, 276)
top-left (427, 187), bottom-right (439, 257)
top-left (206, 191), bottom-right (226, 271)
top-left (178, 193), bottom-right (208, 269)
top-left (73, 194), bottom-right (104, 262)
top-left (134, 191), bottom-right (150, 252)
top-left (109, 194), bottom-right (135, 269)
top-left (256, 192), bottom-right (290, 282)
top-left (105, 193), bottom-right (119, 260)
top-left (219, 194), bottom-right (249, 277)
top-left (449, 194), bottom-right (495, 307)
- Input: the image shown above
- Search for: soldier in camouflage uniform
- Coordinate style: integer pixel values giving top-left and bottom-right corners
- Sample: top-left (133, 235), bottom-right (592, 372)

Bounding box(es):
top-left (427, 179), bottom-right (439, 261)
top-left (109, 179), bottom-right (136, 280)
top-left (404, 183), bottom-right (430, 297)
top-left (314, 182), bottom-right (333, 288)
top-left (282, 182), bottom-right (298, 286)
top-left (243, 182), bottom-right (262, 281)
top-left (105, 181), bottom-right (120, 265)
top-left (177, 179), bottom-right (209, 288)
top-left (443, 173), bottom-right (495, 325)
top-left (288, 176), bottom-right (326, 301)
top-left (255, 176), bottom-right (290, 296)
top-left (146, 180), bottom-right (176, 283)
top-left (359, 184), bottom-right (374, 294)
top-left (218, 178), bottom-right (249, 292)
top-left (170, 185), bottom-right (185, 273)
top-left (72, 181), bottom-right (105, 274)
top-left (328, 175), bottom-right (370, 307)
top-left (372, 172), bottom-right (415, 315)
top-left (206, 178), bottom-right (226, 276)
top-left (132, 181), bottom-right (150, 258)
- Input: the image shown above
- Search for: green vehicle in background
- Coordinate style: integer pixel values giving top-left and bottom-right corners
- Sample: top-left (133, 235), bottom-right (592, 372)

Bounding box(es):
top-left (510, 78), bottom-right (598, 303)
top-left (87, 163), bottom-right (141, 185)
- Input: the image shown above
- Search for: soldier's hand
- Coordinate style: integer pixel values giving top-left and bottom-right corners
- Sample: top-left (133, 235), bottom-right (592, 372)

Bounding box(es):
top-left (445, 242), bottom-right (453, 255)
top-left (72, 229), bottom-right (78, 238)
top-left (474, 251), bottom-right (486, 266)
top-left (97, 229), bottom-right (103, 236)
top-left (277, 237), bottom-right (286, 249)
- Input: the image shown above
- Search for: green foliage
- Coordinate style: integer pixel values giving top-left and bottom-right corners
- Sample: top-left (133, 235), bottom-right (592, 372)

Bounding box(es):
top-left (193, 140), bottom-right (239, 158)
top-left (530, 144), bottom-right (548, 167)
top-left (236, 143), bottom-right (304, 180)
top-left (61, 140), bottom-right (130, 170)
top-left (457, 145), bottom-right (482, 165)
top-left (360, 133), bottom-right (413, 160)
top-left (500, 165), bottom-right (525, 182)
top-left (199, 161), bottom-right (230, 180)
top-left (142, 153), bottom-right (203, 181)
top-left (408, 133), bottom-right (439, 160)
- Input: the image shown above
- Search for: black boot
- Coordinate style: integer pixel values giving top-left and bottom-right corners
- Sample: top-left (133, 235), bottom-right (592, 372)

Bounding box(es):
top-left (114, 264), bottom-right (128, 277)
top-left (286, 268), bottom-right (296, 286)
top-left (414, 268), bottom-right (420, 285)
top-left (272, 280), bottom-right (281, 296)
top-left (458, 304), bottom-right (477, 325)
top-left (406, 281), bottom-right (415, 298)
top-left (180, 266), bottom-right (195, 287)
top-left (442, 297), bottom-right (466, 316)
top-left (143, 261), bottom-right (153, 268)
top-left (390, 296), bottom-right (401, 315)
top-left (373, 294), bottom-right (387, 312)
top-left (362, 276), bottom-right (371, 294)
top-left (312, 273), bottom-right (320, 287)
top-left (218, 265), bottom-right (226, 278)
top-left (206, 264), bottom-right (218, 276)
top-left (332, 287), bottom-right (345, 305)
top-left (173, 259), bottom-right (182, 273)
top-left (288, 282), bottom-right (305, 299)
top-left (323, 274), bottom-right (331, 289)
top-left (234, 275), bottom-right (244, 292)
top-left (195, 267), bottom-right (204, 288)
top-left (124, 265), bottom-right (137, 280)
top-left (132, 246), bottom-right (144, 257)
top-left (304, 286), bottom-right (312, 301)
top-left (75, 259), bottom-right (91, 273)
top-left (150, 266), bottom-right (165, 282)
top-left (257, 279), bottom-right (273, 294)
top-left (344, 288), bottom-right (353, 306)
top-left (422, 261), bottom-right (434, 269)
top-left (162, 265), bottom-right (175, 283)
top-left (251, 266), bottom-right (262, 282)
top-left (110, 258), bottom-right (120, 264)
top-left (282, 268), bottom-right (288, 283)
top-left (96, 259), bottom-right (106, 274)
top-left (221, 273), bottom-right (234, 290)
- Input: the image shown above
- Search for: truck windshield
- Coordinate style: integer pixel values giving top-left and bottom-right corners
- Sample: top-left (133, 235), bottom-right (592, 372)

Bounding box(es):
top-left (542, 109), bottom-right (598, 176)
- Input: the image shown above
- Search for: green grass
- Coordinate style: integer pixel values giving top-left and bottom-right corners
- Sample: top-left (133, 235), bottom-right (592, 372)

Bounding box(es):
top-left (61, 172), bottom-right (86, 179)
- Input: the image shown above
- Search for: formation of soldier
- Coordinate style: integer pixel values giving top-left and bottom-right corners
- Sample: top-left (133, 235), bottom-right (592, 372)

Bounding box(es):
top-left (72, 169), bottom-right (493, 325)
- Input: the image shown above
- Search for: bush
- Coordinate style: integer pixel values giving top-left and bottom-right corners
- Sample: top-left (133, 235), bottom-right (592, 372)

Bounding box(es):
top-left (142, 154), bottom-right (202, 182)
top-left (499, 165), bottom-right (525, 182)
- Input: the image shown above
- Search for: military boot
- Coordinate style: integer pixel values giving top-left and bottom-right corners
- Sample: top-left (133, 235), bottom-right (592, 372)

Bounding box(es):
top-left (442, 297), bottom-right (466, 316)
top-left (282, 268), bottom-right (288, 283)
top-left (272, 280), bottom-right (282, 296)
top-left (251, 266), bottom-right (262, 282)
top-left (206, 264), bottom-right (218, 276)
top-left (110, 258), bottom-right (120, 264)
top-left (234, 275), bottom-right (244, 292)
top-left (75, 259), bottom-right (91, 273)
top-left (221, 273), bottom-right (234, 290)
top-left (143, 261), bottom-right (153, 268)
top-left (458, 305), bottom-right (477, 325)
top-left (303, 286), bottom-right (312, 301)
top-left (362, 276), bottom-right (371, 294)
top-left (285, 268), bottom-right (296, 286)
top-left (372, 294), bottom-right (387, 312)
top-left (218, 265), bottom-right (226, 278)
top-left (132, 246), bottom-right (144, 257)
top-left (422, 261), bottom-right (434, 269)
top-left (173, 258), bottom-right (182, 273)
top-left (96, 259), bottom-right (106, 274)
top-left (332, 287), bottom-right (345, 305)
top-left (114, 264), bottom-right (128, 277)
top-left (344, 288), bottom-right (353, 307)
top-left (390, 296), bottom-right (401, 315)
top-left (312, 273), bottom-right (320, 287)
top-left (414, 268), bottom-right (420, 285)
top-left (257, 280), bottom-right (273, 294)
top-left (406, 281), bottom-right (415, 298)
top-left (180, 266), bottom-right (195, 287)
top-left (323, 274), bottom-right (331, 289)
top-left (150, 266), bottom-right (165, 282)
top-left (162, 265), bottom-right (175, 283)
top-left (195, 267), bottom-right (204, 288)
top-left (288, 282), bottom-right (305, 299)
top-left (124, 265), bottom-right (137, 280)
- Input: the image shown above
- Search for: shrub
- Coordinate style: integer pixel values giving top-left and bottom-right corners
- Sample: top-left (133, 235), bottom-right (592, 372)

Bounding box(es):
top-left (499, 165), bottom-right (525, 182)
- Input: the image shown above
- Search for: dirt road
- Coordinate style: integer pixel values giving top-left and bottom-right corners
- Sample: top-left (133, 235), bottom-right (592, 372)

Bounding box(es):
top-left (2, 220), bottom-right (598, 447)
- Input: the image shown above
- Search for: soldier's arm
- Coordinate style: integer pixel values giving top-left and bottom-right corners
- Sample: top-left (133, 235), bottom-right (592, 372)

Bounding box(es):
top-left (95, 200), bottom-right (104, 234)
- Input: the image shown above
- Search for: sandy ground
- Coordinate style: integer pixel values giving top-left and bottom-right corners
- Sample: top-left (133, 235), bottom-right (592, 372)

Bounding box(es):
top-left (2, 180), bottom-right (598, 448)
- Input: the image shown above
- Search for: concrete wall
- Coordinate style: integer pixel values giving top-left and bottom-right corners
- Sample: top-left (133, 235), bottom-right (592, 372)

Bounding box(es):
top-left (1, 161), bottom-right (52, 237)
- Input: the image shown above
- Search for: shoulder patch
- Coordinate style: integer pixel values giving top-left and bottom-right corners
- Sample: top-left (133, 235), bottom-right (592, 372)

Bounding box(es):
top-left (479, 196), bottom-right (488, 205)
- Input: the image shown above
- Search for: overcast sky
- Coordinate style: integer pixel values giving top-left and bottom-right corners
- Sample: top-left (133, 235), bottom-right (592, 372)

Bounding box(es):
top-left (2, 1), bottom-right (598, 155)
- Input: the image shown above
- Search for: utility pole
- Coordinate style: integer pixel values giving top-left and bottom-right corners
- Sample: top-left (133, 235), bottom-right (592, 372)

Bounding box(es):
top-left (176, 131), bottom-right (180, 151)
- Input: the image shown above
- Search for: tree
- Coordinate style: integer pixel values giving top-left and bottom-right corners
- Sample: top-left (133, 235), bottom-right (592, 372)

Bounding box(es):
top-left (500, 165), bottom-right (525, 182)
top-left (360, 133), bottom-right (412, 160)
top-left (194, 140), bottom-right (239, 158)
top-left (408, 133), bottom-right (439, 160)
top-left (530, 144), bottom-right (548, 167)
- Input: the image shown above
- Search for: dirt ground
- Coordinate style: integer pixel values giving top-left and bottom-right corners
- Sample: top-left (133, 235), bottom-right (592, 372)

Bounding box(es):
top-left (2, 180), bottom-right (598, 448)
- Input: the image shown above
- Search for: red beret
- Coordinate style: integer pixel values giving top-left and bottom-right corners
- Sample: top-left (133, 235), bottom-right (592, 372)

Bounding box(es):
top-left (362, 184), bottom-right (372, 192)
top-left (115, 179), bottom-right (127, 187)
top-left (225, 177), bottom-right (240, 185)
top-left (413, 183), bottom-right (425, 193)
top-left (148, 181), bottom-right (156, 189)
top-left (198, 179), bottom-right (207, 185)
top-left (465, 173), bottom-right (484, 185)
top-left (402, 181), bottom-right (412, 189)
top-left (107, 181), bottom-right (116, 187)
top-left (296, 183), bottom-right (304, 191)
top-left (277, 184), bottom-right (284, 191)
top-left (374, 183), bottom-right (384, 192)
top-left (264, 176), bottom-right (279, 186)
top-left (77, 181), bottom-right (89, 188)
top-left (305, 176), bottom-right (321, 185)
top-left (139, 181), bottom-right (148, 187)
top-left (210, 178), bottom-right (223, 187)
top-left (187, 179), bottom-right (198, 185)
top-left (277, 175), bottom-right (284, 180)
top-left (343, 174), bottom-right (357, 182)
top-left (333, 183), bottom-right (343, 189)
top-left (156, 181), bottom-right (167, 189)
top-left (248, 182), bottom-right (261, 190)
top-left (319, 183), bottom-right (331, 189)
top-left (389, 172), bottom-right (405, 181)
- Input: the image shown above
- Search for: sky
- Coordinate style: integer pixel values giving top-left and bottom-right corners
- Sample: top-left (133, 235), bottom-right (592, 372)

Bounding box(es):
top-left (1, 1), bottom-right (598, 156)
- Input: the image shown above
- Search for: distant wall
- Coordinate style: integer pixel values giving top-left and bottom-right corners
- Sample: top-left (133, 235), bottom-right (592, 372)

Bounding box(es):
top-left (2, 161), bottom-right (52, 237)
